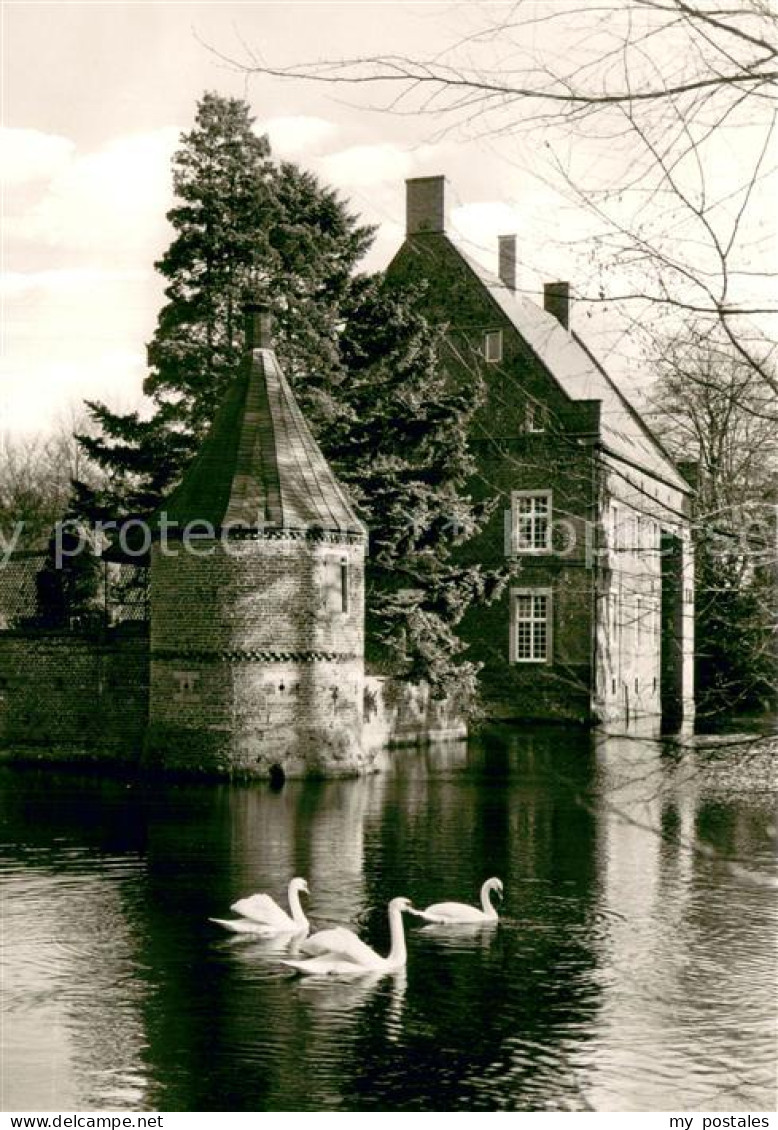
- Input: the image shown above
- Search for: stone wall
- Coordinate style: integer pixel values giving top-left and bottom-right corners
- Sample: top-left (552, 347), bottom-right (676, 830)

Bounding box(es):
top-left (594, 458), bottom-right (695, 728)
top-left (0, 627), bottom-right (148, 762)
top-left (0, 538), bottom-right (467, 775)
top-left (362, 675), bottom-right (467, 754)
top-left (0, 626), bottom-right (462, 775)
top-left (145, 658), bottom-right (368, 778)
top-left (147, 535), bottom-right (371, 778)
top-left (150, 536), bottom-right (365, 655)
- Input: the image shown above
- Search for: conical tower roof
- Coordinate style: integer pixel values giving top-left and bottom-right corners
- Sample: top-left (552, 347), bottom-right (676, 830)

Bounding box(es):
top-left (158, 304), bottom-right (365, 538)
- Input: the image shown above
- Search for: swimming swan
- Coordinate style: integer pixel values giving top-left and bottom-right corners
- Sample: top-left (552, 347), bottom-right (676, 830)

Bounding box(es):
top-left (210, 877), bottom-right (309, 936)
top-left (411, 877), bottom-right (503, 924)
top-left (283, 896), bottom-right (413, 974)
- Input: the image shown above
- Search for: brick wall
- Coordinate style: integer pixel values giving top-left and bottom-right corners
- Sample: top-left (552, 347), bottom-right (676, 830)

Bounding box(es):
top-left (145, 657), bottom-right (369, 778)
top-left (362, 674), bottom-right (467, 753)
top-left (150, 536), bottom-right (364, 654)
top-left (388, 229), bottom-right (697, 728)
top-left (0, 538), bottom-right (473, 776)
top-left (0, 628), bottom-right (148, 761)
top-left (147, 535), bottom-right (371, 778)
top-left (0, 625), bottom-right (466, 776)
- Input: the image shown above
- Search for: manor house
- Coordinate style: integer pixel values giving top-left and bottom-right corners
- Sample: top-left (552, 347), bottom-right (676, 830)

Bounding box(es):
top-left (388, 176), bottom-right (695, 729)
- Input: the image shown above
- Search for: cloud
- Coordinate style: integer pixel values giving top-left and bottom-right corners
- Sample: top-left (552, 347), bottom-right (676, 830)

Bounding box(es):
top-left (2, 351), bottom-right (148, 436)
top-left (1, 128), bottom-right (177, 434)
top-left (258, 115), bottom-right (338, 158)
top-left (0, 127), bottom-right (75, 187)
top-left (317, 143), bottom-right (414, 189)
top-left (6, 127), bottom-right (180, 258)
top-left (1, 267), bottom-right (159, 435)
top-left (0, 268), bottom-right (149, 298)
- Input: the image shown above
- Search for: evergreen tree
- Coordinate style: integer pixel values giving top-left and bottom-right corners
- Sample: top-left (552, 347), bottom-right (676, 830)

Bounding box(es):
top-left (76, 92), bottom-right (373, 518)
top-left (75, 92), bottom-right (510, 704)
top-left (325, 275), bottom-right (511, 700)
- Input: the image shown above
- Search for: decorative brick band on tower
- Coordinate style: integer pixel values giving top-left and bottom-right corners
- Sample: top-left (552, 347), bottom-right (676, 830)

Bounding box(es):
top-left (145, 303), bottom-right (370, 779)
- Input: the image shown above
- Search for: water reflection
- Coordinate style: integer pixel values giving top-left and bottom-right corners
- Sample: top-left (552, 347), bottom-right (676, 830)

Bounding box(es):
top-left (1, 725), bottom-right (775, 1111)
top-left (589, 732), bottom-right (777, 1110)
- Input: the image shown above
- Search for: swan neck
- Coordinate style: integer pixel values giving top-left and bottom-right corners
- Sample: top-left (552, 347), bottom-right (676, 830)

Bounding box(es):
top-left (288, 884), bottom-right (307, 926)
top-left (480, 881), bottom-right (497, 917)
top-left (387, 905), bottom-right (407, 966)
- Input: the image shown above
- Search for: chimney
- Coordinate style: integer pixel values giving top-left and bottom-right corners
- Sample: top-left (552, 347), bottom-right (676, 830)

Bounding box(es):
top-left (543, 281), bottom-right (570, 330)
top-left (244, 298), bottom-right (273, 350)
top-left (498, 235), bottom-right (516, 292)
top-left (406, 175), bottom-right (447, 235)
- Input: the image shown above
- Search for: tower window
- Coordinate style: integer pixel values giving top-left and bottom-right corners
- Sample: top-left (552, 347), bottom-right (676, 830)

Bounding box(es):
top-left (340, 559), bottom-right (349, 614)
top-left (510, 588), bottom-right (552, 663)
top-left (483, 330), bottom-right (503, 363)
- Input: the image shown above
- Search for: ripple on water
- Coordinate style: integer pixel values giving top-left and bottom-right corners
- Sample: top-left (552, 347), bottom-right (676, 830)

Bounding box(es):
top-left (1, 742), bottom-right (776, 1112)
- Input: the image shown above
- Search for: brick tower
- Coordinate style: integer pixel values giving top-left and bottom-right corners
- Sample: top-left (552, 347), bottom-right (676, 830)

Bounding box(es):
top-left (145, 302), bottom-right (369, 779)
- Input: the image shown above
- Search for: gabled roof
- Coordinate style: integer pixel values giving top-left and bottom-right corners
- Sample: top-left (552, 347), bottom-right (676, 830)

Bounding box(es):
top-left (449, 237), bottom-right (691, 494)
top-left (158, 346), bottom-right (366, 537)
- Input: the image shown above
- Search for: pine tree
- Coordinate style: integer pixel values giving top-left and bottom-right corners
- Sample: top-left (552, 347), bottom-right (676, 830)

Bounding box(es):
top-left (75, 92), bottom-right (510, 705)
top-left (325, 275), bottom-right (512, 700)
top-left (76, 92), bottom-right (373, 518)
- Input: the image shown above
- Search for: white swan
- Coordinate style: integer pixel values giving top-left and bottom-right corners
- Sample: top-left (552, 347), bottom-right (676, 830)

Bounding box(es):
top-left (210, 877), bottom-right (310, 936)
top-left (283, 896), bottom-right (413, 974)
top-left (411, 877), bottom-right (503, 924)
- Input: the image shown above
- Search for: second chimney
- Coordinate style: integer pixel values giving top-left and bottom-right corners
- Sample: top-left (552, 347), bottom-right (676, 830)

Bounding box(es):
top-left (498, 235), bottom-right (516, 292)
top-left (543, 282), bottom-right (570, 330)
top-left (406, 175), bottom-right (447, 235)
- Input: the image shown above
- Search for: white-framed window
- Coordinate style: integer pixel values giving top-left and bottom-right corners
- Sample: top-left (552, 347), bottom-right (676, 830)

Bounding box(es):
top-left (483, 329), bottom-right (503, 363)
top-left (511, 490), bottom-right (552, 553)
top-left (510, 588), bottom-right (552, 663)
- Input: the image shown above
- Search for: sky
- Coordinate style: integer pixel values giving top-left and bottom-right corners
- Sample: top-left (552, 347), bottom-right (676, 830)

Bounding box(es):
top-left (1, 0), bottom-right (773, 437)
